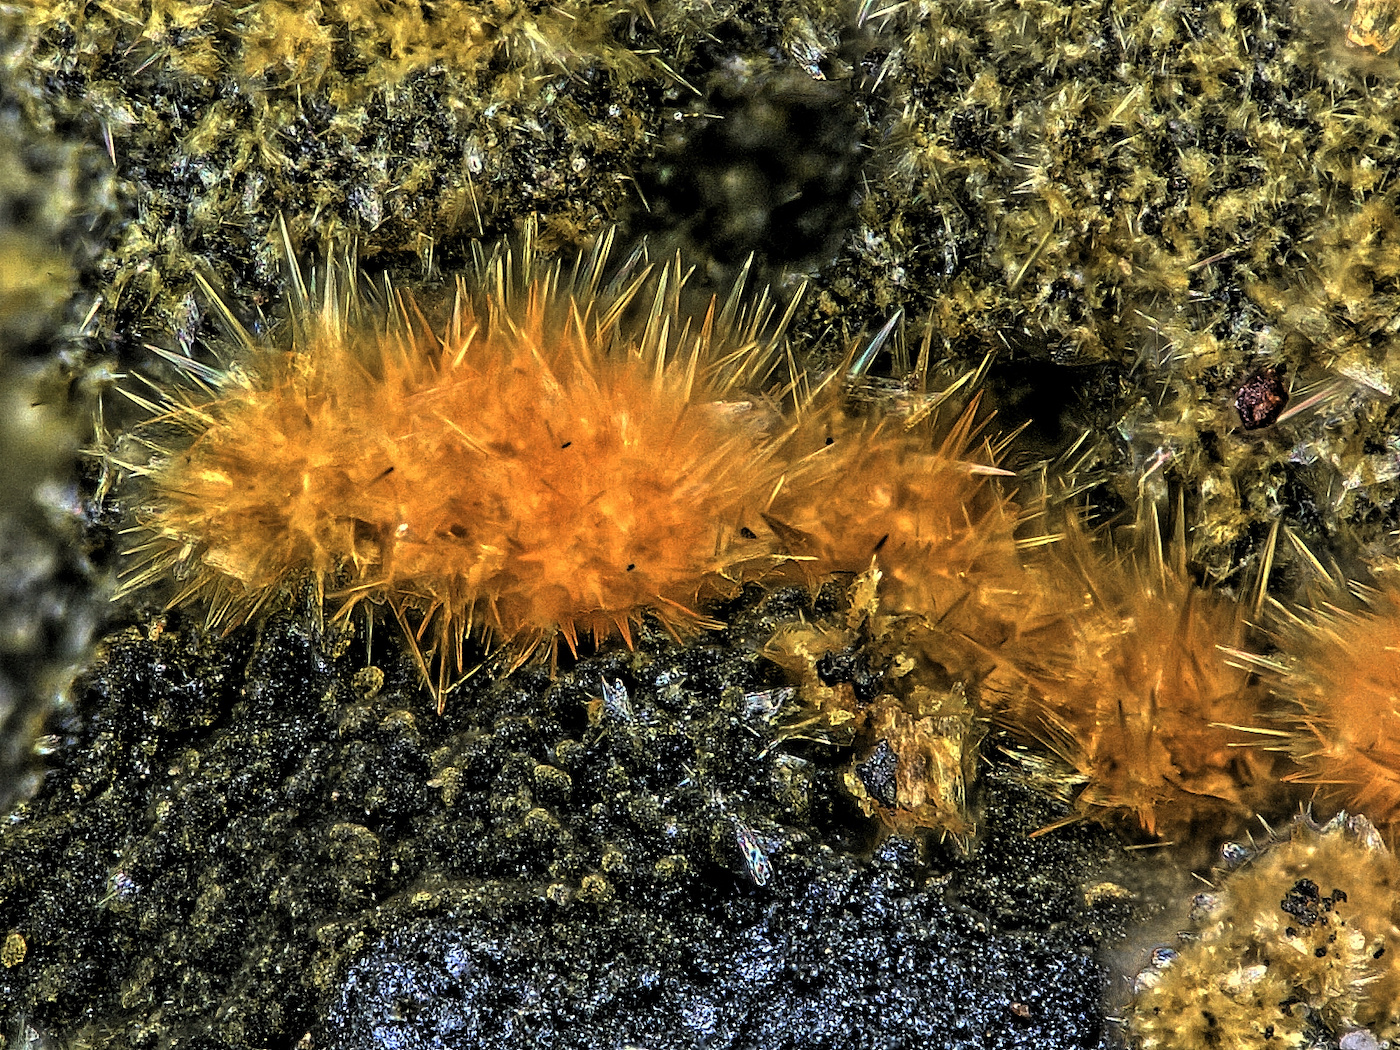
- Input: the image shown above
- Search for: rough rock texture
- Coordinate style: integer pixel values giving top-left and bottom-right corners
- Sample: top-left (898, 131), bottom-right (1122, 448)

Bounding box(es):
top-left (321, 844), bottom-right (1107, 1050)
top-left (0, 586), bottom-right (1137, 1048)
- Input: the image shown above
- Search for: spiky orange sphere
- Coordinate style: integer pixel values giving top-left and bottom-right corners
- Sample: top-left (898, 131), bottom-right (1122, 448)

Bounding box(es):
top-left (988, 520), bottom-right (1277, 837)
top-left (1269, 584), bottom-right (1400, 834)
top-left (761, 370), bottom-right (1026, 674)
top-left (110, 224), bottom-right (791, 705)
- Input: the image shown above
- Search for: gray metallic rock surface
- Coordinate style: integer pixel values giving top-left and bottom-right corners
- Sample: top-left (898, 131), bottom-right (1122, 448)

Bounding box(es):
top-left (324, 837), bottom-right (1114, 1050)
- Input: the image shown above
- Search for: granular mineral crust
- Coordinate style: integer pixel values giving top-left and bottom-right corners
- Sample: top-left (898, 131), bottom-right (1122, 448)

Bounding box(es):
top-left (0, 589), bottom-right (1138, 1048)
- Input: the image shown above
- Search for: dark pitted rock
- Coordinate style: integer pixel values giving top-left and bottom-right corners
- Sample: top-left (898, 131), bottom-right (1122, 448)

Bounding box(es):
top-left (0, 586), bottom-right (1137, 1048)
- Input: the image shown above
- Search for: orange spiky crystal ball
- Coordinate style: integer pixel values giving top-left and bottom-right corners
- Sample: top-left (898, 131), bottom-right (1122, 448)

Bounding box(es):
top-left (987, 518), bottom-right (1277, 837)
top-left (1268, 582), bottom-right (1400, 837)
top-left (766, 403), bottom-right (1024, 663)
top-left (760, 340), bottom-right (1028, 678)
top-left (110, 223), bottom-right (795, 706)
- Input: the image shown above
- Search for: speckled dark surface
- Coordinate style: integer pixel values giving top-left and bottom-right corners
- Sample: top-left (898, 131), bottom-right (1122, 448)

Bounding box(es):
top-left (0, 585), bottom-right (1137, 1048)
top-left (321, 841), bottom-right (1111, 1050)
